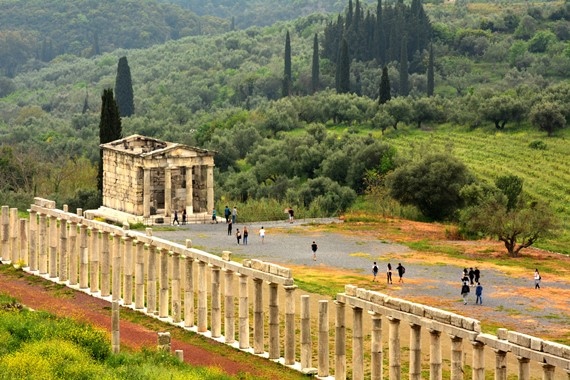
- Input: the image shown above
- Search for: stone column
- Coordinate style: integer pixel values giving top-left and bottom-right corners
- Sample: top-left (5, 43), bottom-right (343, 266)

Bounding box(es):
top-left (134, 240), bottom-right (145, 308)
top-left (147, 244), bottom-right (157, 314)
top-left (171, 252), bottom-right (182, 322)
top-left (9, 208), bottom-right (18, 263)
top-left (388, 316), bottom-right (401, 380)
top-left (224, 269), bottom-right (235, 344)
top-left (68, 221), bottom-right (77, 285)
top-left (540, 365), bottom-right (555, 380)
top-left (19, 219), bottom-right (28, 267)
top-left (335, 300), bottom-right (347, 380)
top-left (79, 224), bottom-right (88, 289)
top-left (429, 329), bottom-right (442, 380)
top-left (370, 313), bottom-right (383, 380)
top-left (122, 236), bottom-right (133, 305)
top-left (0, 206), bottom-right (8, 262)
top-left (318, 300), bottom-right (329, 377)
top-left (410, 323), bottom-right (422, 380)
top-left (300, 295), bottom-right (312, 369)
top-left (494, 349), bottom-right (507, 380)
top-left (206, 165), bottom-right (214, 215)
top-left (100, 232), bottom-right (111, 297)
top-left (38, 213), bottom-right (48, 274)
top-left (58, 219), bottom-right (66, 282)
top-left (29, 210), bottom-right (38, 271)
top-left (112, 300), bottom-right (120, 354)
top-left (185, 166), bottom-right (193, 214)
top-left (353, 306), bottom-right (364, 380)
top-left (284, 285), bottom-right (296, 366)
top-left (165, 167), bottom-right (172, 217)
top-left (90, 228), bottom-right (99, 293)
top-left (253, 278), bottom-right (264, 354)
top-left (238, 274), bottom-right (250, 349)
top-left (183, 254), bottom-right (194, 327)
top-left (450, 335), bottom-right (464, 380)
top-left (211, 265), bottom-right (221, 337)
top-left (159, 248), bottom-right (169, 318)
top-left (269, 283), bottom-right (280, 360)
top-left (472, 341), bottom-right (485, 380)
top-left (516, 356), bottom-right (530, 380)
top-left (112, 234), bottom-right (121, 301)
top-left (143, 168), bottom-right (151, 218)
top-left (197, 260), bottom-right (208, 332)
top-left (48, 216), bottom-right (57, 278)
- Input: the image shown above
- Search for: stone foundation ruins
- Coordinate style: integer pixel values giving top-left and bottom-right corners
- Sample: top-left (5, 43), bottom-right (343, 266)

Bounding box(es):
top-left (1, 199), bottom-right (569, 379)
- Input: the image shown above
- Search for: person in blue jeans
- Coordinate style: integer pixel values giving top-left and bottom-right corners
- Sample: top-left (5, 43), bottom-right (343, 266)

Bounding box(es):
top-left (475, 282), bottom-right (483, 304)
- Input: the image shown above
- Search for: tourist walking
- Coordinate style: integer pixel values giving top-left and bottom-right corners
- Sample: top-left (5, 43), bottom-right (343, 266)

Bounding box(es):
top-left (182, 209), bottom-right (187, 225)
top-left (288, 207), bottom-right (295, 223)
top-left (474, 267), bottom-right (480, 283)
top-left (227, 219), bottom-right (233, 236)
top-left (387, 263), bottom-right (393, 284)
top-left (311, 241), bottom-right (318, 261)
top-left (211, 209), bottom-right (218, 224)
top-left (172, 210), bottom-right (180, 225)
top-left (372, 262), bottom-right (379, 281)
top-left (259, 226), bottom-right (265, 244)
top-left (224, 206), bottom-right (231, 223)
top-left (232, 206), bottom-right (237, 224)
top-left (461, 280), bottom-right (470, 304)
top-left (468, 267), bottom-right (475, 285)
top-left (534, 269), bottom-right (541, 289)
top-left (396, 263), bottom-right (406, 283)
top-left (475, 282), bottom-right (483, 304)
top-left (235, 228), bottom-right (242, 245)
top-left (243, 226), bottom-right (249, 245)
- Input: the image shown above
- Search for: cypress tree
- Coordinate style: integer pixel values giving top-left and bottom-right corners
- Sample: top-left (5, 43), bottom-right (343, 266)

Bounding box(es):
top-left (115, 56), bottom-right (134, 117)
top-left (336, 38), bottom-right (350, 94)
top-left (283, 30), bottom-right (292, 97)
top-left (427, 44), bottom-right (434, 97)
top-left (379, 66), bottom-right (391, 104)
top-left (98, 89), bottom-right (122, 196)
top-left (311, 34), bottom-right (320, 94)
top-left (399, 37), bottom-right (409, 96)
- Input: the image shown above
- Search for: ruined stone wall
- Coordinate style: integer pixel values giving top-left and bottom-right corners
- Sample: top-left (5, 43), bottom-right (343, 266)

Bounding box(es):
top-left (103, 150), bottom-right (144, 214)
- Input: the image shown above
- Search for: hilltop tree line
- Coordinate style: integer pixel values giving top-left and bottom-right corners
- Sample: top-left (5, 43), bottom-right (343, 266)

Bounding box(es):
top-left (322, 0), bottom-right (431, 68)
top-left (0, 0), bottom-right (228, 77)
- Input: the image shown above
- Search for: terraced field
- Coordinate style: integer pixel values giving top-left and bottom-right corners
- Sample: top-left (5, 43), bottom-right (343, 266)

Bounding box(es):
top-left (381, 124), bottom-right (570, 254)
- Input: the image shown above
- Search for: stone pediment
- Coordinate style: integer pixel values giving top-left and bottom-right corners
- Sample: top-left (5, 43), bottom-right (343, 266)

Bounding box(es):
top-left (101, 134), bottom-right (214, 159)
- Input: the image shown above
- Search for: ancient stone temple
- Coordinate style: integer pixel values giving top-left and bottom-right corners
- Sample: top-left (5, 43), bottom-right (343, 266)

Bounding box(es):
top-left (100, 135), bottom-right (215, 222)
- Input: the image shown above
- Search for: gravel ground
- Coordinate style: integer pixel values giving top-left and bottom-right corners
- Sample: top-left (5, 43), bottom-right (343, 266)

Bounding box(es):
top-left (153, 217), bottom-right (570, 338)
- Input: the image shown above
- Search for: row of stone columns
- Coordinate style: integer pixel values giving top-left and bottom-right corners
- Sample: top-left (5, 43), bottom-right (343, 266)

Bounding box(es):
top-left (2, 205), bottom-right (570, 380)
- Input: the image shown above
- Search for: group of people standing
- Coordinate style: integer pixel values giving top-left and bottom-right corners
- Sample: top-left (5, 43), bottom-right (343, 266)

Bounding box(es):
top-left (461, 267), bottom-right (483, 305)
top-left (372, 262), bottom-right (405, 284)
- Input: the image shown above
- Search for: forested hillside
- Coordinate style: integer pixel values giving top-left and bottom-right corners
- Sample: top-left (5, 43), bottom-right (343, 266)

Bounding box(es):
top-left (0, 0), bottom-right (227, 77)
top-left (158, 0), bottom-right (349, 28)
top-left (1, 0), bottom-right (569, 253)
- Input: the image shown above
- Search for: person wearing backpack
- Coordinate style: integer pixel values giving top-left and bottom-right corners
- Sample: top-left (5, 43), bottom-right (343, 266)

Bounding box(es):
top-left (396, 263), bottom-right (406, 283)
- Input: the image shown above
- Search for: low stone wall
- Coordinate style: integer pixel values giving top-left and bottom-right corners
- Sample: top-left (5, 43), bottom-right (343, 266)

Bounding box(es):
top-left (1, 198), bottom-right (569, 380)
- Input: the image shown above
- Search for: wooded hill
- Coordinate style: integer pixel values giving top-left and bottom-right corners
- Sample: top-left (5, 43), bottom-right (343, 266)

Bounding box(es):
top-left (0, 0), bottom-right (569, 253)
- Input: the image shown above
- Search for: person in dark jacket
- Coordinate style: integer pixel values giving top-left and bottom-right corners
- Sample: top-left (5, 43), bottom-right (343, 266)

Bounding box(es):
top-left (396, 263), bottom-right (406, 283)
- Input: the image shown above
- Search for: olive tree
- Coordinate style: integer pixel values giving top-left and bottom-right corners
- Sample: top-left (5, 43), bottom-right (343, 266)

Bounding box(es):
top-left (464, 197), bottom-right (558, 257)
top-left (387, 153), bottom-right (473, 220)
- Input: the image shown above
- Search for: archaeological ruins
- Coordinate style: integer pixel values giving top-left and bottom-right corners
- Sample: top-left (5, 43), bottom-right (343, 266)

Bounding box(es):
top-left (1, 199), bottom-right (570, 379)
top-left (99, 134), bottom-right (215, 223)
